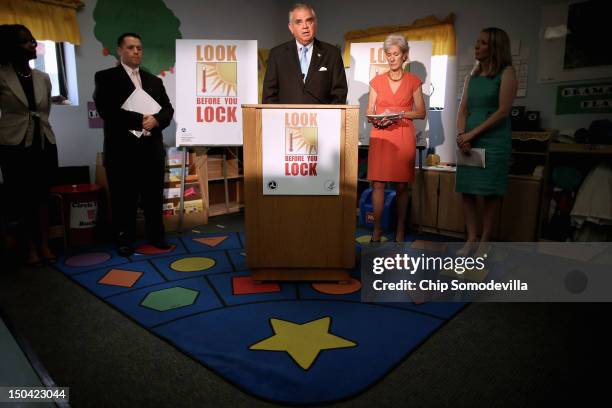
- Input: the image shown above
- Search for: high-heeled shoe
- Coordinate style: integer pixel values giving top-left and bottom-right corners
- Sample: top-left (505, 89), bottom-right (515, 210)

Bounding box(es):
top-left (370, 228), bottom-right (383, 243)
top-left (456, 241), bottom-right (477, 256)
top-left (42, 254), bottom-right (58, 263)
top-left (474, 242), bottom-right (492, 258)
top-left (40, 248), bottom-right (58, 263)
top-left (24, 258), bottom-right (45, 268)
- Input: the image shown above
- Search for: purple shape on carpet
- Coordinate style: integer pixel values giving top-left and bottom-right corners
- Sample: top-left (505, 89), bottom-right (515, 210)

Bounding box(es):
top-left (65, 252), bottom-right (112, 267)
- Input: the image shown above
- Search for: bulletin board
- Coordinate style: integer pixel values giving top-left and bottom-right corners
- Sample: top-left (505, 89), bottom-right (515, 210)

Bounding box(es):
top-left (538, 2), bottom-right (612, 84)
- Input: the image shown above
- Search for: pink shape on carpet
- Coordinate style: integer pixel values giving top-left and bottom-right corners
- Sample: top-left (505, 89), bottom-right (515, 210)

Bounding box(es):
top-left (136, 244), bottom-right (176, 255)
top-left (232, 276), bottom-right (281, 295)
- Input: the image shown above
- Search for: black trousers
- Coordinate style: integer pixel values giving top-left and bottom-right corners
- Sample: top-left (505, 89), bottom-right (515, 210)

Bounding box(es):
top-left (104, 137), bottom-right (165, 245)
top-left (0, 132), bottom-right (58, 247)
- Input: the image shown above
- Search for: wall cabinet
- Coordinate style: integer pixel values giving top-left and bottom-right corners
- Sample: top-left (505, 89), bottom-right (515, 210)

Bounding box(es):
top-left (499, 176), bottom-right (542, 241)
top-left (436, 171), bottom-right (466, 233)
top-left (410, 169), bottom-right (541, 241)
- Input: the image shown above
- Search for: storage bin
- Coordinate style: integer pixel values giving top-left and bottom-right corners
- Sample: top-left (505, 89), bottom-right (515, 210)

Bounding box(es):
top-left (358, 188), bottom-right (396, 230)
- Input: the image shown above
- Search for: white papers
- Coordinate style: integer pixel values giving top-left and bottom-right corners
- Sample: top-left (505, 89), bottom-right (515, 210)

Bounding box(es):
top-left (121, 88), bottom-right (161, 138)
top-left (456, 148), bottom-right (486, 168)
top-left (122, 88), bottom-right (161, 114)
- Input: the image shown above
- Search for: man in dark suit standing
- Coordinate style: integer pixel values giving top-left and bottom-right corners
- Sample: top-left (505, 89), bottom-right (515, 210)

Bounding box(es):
top-left (93, 33), bottom-right (174, 256)
top-left (263, 3), bottom-right (347, 104)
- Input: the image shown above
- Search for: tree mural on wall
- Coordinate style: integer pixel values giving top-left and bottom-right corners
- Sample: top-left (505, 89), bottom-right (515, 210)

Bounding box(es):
top-left (93, 0), bottom-right (182, 76)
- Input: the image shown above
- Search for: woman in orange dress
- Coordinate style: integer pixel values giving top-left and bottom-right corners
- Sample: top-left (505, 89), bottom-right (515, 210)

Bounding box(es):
top-left (367, 34), bottom-right (425, 242)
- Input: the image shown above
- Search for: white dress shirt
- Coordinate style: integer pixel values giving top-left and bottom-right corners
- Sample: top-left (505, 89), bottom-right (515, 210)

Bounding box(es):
top-left (121, 61), bottom-right (142, 89)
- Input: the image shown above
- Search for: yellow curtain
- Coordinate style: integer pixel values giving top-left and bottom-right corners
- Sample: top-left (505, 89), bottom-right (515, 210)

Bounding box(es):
top-left (343, 14), bottom-right (456, 67)
top-left (0, 0), bottom-right (84, 45)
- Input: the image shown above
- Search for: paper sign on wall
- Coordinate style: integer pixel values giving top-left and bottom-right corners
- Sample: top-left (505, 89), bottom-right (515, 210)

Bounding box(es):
top-left (175, 39), bottom-right (258, 146)
top-left (87, 102), bottom-right (103, 128)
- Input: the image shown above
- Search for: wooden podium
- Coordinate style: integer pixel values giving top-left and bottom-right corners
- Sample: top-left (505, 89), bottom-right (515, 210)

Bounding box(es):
top-left (241, 104), bottom-right (359, 281)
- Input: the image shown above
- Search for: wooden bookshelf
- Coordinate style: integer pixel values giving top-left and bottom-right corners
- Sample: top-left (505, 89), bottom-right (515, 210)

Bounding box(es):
top-left (163, 148), bottom-right (207, 227)
top-left (193, 147), bottom-right (244, 221)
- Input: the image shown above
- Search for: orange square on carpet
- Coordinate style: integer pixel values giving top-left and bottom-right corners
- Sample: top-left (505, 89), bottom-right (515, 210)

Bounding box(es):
top-left (98, 269), bottom-right (143, 288)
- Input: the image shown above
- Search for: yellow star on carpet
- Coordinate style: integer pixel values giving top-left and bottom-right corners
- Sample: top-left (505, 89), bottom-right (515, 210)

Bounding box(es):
top-left (249, 317), bottom-right (356, 370)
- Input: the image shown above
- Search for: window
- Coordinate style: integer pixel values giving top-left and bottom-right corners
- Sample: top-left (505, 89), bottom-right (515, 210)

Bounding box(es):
top-left (30, 41), bottom-right (79, 105)
top-left (429, 55), bottom-right (448, 110)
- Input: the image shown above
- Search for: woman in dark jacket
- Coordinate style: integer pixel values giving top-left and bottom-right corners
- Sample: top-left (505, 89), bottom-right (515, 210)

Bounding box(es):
top-left (0, 24), bottom-right (59, 266)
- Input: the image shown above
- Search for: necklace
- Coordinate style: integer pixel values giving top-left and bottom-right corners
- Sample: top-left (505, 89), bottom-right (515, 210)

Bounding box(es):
top-left (15, 70), bottom-right (32, 78)
top-left (387, 71), bottom-right (404, 82)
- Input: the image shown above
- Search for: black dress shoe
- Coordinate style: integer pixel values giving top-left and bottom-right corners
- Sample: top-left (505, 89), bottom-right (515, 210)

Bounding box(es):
top-left (150, 241), bottom-right (172, 250)
top-left (24, 259), bottom-right (46, 268)
top-left (117, 245), bottom-right (135, 257)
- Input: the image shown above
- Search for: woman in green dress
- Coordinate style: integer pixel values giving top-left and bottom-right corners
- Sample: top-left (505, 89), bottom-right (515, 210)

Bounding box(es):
top-left (456, 27), bottom-right (517, 256)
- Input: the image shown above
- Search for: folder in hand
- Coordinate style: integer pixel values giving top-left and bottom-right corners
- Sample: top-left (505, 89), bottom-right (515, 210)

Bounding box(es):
top-left (456, 148), bottom-right (486, 168)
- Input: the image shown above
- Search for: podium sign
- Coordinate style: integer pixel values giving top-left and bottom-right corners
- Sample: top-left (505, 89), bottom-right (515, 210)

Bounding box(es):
top-left (262, 108), bottom-right (341, 195)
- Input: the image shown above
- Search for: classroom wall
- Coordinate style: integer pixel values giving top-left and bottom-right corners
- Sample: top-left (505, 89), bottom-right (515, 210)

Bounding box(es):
top-left (310, 0), bottom-right (611, 159)
top-left (49, 0), bottom-right (288, 179)
top-left (50, 0), bottom-right (611, 177)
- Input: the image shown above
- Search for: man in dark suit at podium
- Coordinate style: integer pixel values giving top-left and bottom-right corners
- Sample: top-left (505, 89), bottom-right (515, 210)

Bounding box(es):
top-left (93, 33), bottom-right (174, 257)
top-left (263, 3), bottom-right (347, 104)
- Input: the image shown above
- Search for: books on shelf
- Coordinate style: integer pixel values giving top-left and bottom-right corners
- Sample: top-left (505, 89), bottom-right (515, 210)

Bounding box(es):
top-left (163, 187), bottom-right (181, 199)
top-left (161, 197), bottom-right (204, 216)
top-left (162, 187), bottom-right (202, 200)
top-left (167, 147), bottom-right (189, 166)
top-left (165, 167), bottom-right (183, 182)
top-left (162, 202), bottom-right (175, 217)
top-left (184, 200), bottom-right (203, 214)
top-left (164, 169), bottom-right (200, 183)
top-left (184, 186), bottom-right (198, 198)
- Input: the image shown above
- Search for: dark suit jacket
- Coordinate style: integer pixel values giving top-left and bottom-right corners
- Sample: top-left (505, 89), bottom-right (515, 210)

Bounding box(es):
top-left (262, 38), bottom-right (347, 104)
top-left (93, 65), bottom-right (174, 166)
